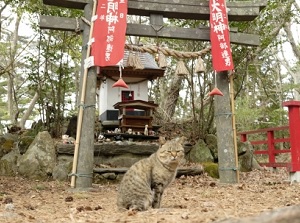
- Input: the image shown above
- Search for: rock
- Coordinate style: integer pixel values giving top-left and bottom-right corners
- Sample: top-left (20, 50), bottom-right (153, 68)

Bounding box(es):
top-left (57, 143), bottom-right (159, 156)
top-left (0, 134), bottom-right (18, 159)
top-left (52, 162), bottom-right (72, 181)
top-left (205, 134), bottom-right (218, 161)
top-left (93, 172), bottom-right (124, 184)
top-left (18, 136), bottom-right (34, 154)
top-left (0, 148), bottom-right (20, 176)
top-left (52, 155), bottom-right (73, 181)
top-left (238, 141), bottom-right (264, 172)
top-left (93, 174), bottom-right (104, 184)
top-left (17, 131), bottom-right (56, 180)
top-left (202, 162), bottom-right (219, 178)
top-left (188, 139), bottom-right (214, 163)
top-left (102, 172), bottom-right (117, 180)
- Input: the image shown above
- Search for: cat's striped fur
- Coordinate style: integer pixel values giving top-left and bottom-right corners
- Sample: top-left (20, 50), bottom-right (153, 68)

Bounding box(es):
top-left (117, 137), bottom-right (185, 211)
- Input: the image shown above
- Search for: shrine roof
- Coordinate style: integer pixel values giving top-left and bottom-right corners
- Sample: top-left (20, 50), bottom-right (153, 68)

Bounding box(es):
top-left (98, 50), bottom-right (165, 81)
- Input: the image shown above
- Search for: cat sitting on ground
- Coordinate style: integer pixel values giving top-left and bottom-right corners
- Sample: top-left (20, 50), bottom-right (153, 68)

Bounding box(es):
top-left (117, 136), bottom-right (186, 211)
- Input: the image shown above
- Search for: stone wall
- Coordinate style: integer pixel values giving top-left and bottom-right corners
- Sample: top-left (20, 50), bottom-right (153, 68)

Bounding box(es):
top-left (0, 131), bottom-right (263, 183)
top-left (54, 141), bottom-right (194, 182)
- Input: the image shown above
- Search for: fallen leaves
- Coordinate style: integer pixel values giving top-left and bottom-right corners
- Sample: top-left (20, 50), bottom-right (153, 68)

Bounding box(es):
top-left (0, 169), bottom-right (299, 223)
top-left (3, 197), bottom-right (13, 204)
top-left (181, 212), bottom-right (189, 219)
top-left (65, 196), bottom-right (73, 202)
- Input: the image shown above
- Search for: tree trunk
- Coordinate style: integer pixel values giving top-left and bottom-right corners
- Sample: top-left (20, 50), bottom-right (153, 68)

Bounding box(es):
top-left (283, 20), bottom-right (300, 100)
top-left (18, 92), bottom-right (39, 129)
top-left (159, 74), bottom-right (183, 121)
top-left (0, 4), bottom-right (8, 39)
top-left (7, 12), bottom-right (22, 124)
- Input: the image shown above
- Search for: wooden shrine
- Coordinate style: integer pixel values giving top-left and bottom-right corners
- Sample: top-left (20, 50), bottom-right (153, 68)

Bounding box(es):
top-left (40, 0), bottom-right (268, 188)
top-left (114, 100), bottom-right (158, 133)
top-left (98, 50), bottom-right (164, 131)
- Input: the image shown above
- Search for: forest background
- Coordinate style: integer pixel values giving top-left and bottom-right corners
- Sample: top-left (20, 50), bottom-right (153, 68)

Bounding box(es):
top-left (0, 0), bottom-right (300, 142)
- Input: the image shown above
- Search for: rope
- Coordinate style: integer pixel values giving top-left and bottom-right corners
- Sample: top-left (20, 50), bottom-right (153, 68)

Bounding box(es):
top-left (219, 167), bottom-right (239, 171)
top-left (215, 112), bottom-right (232, 118)
top-left (68, 172), bottom-right (93, 178)
top-left (125, 44), bottom-right (211, 59)
top-left (81, 16), bottom-right (91, 26)
top-left (75, 17), bottom-right (81, 34)
top-left (78, 104), bottom-right (96, 109)
top-left (79, 16), bottom-right (210, 60)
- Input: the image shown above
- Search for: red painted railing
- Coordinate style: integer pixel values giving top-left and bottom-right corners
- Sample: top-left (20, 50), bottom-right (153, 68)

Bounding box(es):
top-left (238, 101), bottom-right (300, 172)
top-left (239, 126), bottom-right (290, 168)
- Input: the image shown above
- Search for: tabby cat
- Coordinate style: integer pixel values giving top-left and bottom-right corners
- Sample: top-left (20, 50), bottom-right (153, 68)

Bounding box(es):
top-left (117, 136), bottom-right (186, 211)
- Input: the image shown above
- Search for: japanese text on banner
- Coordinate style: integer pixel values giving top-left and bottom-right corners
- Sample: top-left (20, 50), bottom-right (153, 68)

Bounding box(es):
top-left (209, 0), bottom-right (234, 72)
top-left (90, 0), bottom-right (127, 67)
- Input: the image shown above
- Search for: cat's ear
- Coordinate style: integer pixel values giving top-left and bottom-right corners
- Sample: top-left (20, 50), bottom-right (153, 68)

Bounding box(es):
top-left (159, 136), bottom-right (166, 145)
top-left (176, 136), bottom-right (186, 145)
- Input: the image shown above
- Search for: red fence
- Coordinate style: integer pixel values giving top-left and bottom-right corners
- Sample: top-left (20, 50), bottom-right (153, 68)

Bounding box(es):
top-left (239, 126), bottom-right (290, 168)
top-left (238, 101), bottom-right (300, 172)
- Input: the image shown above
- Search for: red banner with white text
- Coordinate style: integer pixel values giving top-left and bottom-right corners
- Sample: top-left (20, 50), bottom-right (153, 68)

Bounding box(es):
top-left (209, 0), bottom-right (234, 72)
top-left (91, 0), bottom-right (127, 67)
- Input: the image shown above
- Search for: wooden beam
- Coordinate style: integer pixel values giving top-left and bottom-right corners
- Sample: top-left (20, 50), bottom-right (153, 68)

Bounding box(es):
top-left (93, 167), bottom-right (204, 178)
top-left (43, 0), bottom-right (267, 21)
top-left (128, 0), bottom-right (267, 21)
top-left (39, 15), bottom-right (83, 32)
top-left (43, 0), bottom-right (88, 9)
top-left (127, 23), bottom-right (260, 46)
top-left (40, 16), bottom-right (260, 46)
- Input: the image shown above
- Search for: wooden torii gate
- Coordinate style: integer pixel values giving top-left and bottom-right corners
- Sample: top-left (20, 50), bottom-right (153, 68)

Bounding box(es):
top-left (40, 0), bottom-right (267, 188)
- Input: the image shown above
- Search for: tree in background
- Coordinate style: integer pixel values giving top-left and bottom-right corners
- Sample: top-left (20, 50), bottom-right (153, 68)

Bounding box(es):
top-left (147, 0), bottom-right (300, 140)
top-left (0, 0), bottom-right (299, 140)
top-left (0, 0), bottom-right (81, 136)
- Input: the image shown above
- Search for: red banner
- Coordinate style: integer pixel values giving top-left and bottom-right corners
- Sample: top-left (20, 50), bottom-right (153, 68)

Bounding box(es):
top-left (209, 0), bottom-right (234, 72)
top-left (91, 0), bottom-right (127, 67)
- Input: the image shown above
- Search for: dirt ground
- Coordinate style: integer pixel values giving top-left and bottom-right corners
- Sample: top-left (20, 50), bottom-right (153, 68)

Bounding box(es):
top-left (0, 169), bottom-right (299, 223)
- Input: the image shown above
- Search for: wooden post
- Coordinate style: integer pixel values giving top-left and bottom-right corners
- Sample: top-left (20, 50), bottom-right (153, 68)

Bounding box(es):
top-left (215, 71), bottom-right (238, 183)
top-left (240, 133), bottom-right (247, 142)
top-left (229, 74), bottom-right (240, 182)
top-left (283, 101), bottom-right (300, 172)
top-left (71, 1), bottom-right (97, 189)
top-left (267, 130), bottom-right (276, 165)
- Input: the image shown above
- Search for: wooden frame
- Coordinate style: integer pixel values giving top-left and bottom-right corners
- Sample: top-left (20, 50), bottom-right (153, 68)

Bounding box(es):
top-left (41, 0), bottom-right (267, 46)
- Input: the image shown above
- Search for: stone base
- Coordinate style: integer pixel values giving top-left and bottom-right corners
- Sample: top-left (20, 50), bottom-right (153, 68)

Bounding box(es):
top-left (289, 171), bottom-right (300, 183)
